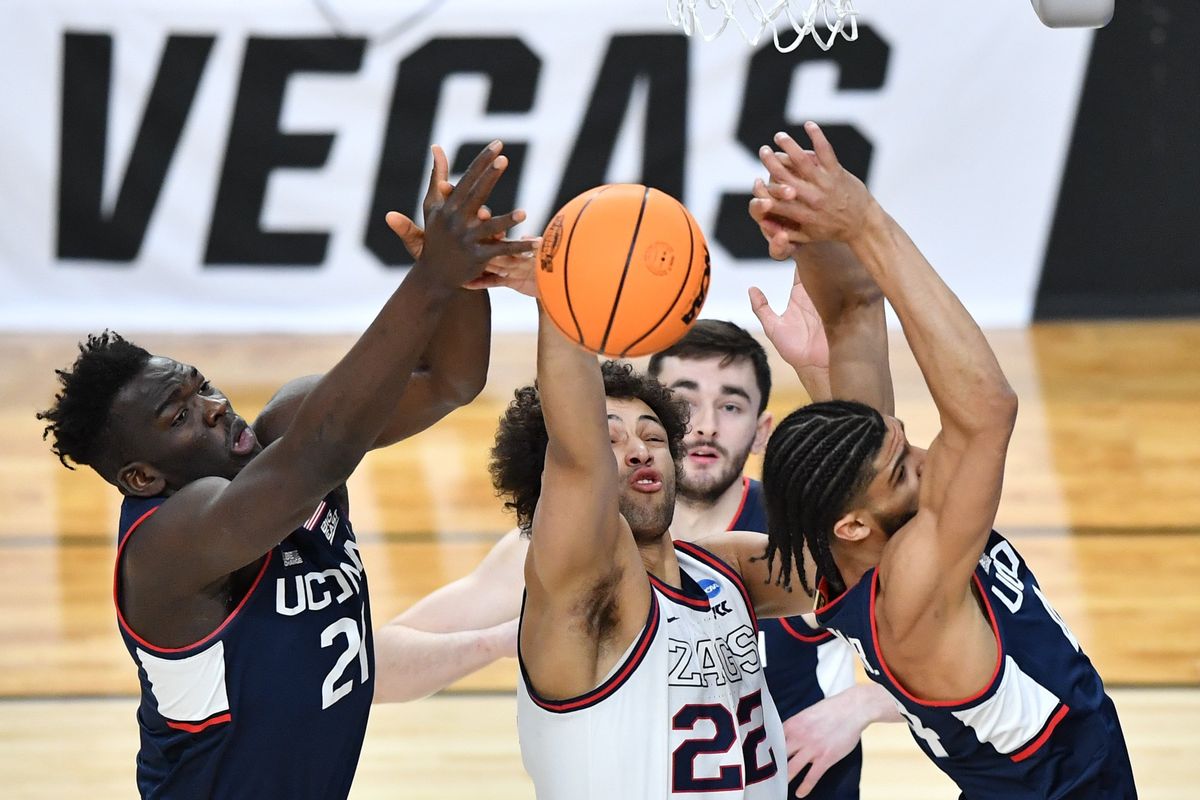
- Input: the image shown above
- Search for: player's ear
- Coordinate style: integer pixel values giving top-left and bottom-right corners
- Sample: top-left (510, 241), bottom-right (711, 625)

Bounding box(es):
top-left (832, 511), bottom-right (871, 543)
top-left (117, 462), bottom-right (166, 498)
top-left (751, 411), bottom-right (773, 455)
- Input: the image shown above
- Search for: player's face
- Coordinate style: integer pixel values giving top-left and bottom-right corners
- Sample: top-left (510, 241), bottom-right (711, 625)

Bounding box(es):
top-left (654, 356), bottom-right (770, 505)
top-left (109, 356), bottom-right (262, 497)
top-left (606, 397), bottom-right (677, 542)
top-left (855, 415), bottom-right (925, 538)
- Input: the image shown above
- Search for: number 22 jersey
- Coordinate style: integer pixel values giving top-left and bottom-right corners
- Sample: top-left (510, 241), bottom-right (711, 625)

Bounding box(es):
top-left (114, 492), bottom-right (374, 799)
top-left (517, 540), bottom-right (786, 798)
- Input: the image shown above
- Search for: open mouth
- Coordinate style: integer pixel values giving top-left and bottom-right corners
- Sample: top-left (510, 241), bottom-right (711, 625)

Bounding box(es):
top-left (230, 418), bottom-right (258, 456)
top-left (687, 445), bottom-right (722, 465)
top-left (630, 467), bottom-right (663, 493)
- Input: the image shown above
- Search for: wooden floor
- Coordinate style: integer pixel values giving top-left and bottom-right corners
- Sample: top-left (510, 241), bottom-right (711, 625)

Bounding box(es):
top-left (2, 321), bottom-right (1199, 797)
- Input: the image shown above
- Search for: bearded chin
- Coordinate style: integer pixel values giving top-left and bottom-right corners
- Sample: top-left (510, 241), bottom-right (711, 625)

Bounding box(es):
top-left (619, 485), bottom-right (676, 542)
top-left (678, 441), bottom-right (752, 506)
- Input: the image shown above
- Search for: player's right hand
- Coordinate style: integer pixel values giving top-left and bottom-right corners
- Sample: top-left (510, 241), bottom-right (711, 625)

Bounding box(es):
top-left (396, 141), bottom-right (536, 289)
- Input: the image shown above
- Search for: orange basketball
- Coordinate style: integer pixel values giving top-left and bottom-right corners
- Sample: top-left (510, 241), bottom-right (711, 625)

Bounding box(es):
top-left (536, 184), bottom-right (711, 358)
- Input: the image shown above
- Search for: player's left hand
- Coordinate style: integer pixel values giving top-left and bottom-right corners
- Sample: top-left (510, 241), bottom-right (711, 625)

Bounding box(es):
top-left (783, 688), bottom-right (871, 797)
top-left (748, 275), bottom-right (829, 373)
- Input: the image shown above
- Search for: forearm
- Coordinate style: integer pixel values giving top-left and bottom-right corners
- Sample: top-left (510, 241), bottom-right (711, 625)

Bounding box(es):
top-left (286, 263), bottom-right (457, 473)
top-left (372, 620), bottom-right (514, 703)
top-left (794, 364), bottom-right (832, 404)
top-left (537, 305), bottom-right (609, 467)
top-left (792, 242), bottom-right (893, 414)
top-left (847, 208), bottom-right (1015, 431)
top-left (420, 287), bottom-right (492, 404)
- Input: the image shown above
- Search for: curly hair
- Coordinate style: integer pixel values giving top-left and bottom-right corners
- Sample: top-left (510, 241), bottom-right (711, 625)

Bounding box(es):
top-left (36, 331), bottom-right (151, 474)
top-left (490, 360), bottom-right (690, 531)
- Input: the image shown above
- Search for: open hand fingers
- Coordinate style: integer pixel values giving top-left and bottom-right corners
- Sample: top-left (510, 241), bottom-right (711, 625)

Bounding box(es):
top-left (774, 131), bottom-right (821, 179)
top-left (804, 121), bottom-right (840, 170)
top-left (422, 145), bottom-right (450, 218)
top-left (473, 207), bottom-right (526, 241)
top-left (451, 142), bottom-right (507, 216)
top-left (384, 211), bottom-right (424, 259)
top-left (793, 755), bottom-right (830, 798)
top-left (476, 236), bottom-right (539, 260)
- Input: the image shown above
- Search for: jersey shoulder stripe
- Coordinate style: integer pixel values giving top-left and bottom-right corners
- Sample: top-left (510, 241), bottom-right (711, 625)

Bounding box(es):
top-left (520, 590), bottom-right (661, 714)
top-left (674, 539), bottom-right (758, 630)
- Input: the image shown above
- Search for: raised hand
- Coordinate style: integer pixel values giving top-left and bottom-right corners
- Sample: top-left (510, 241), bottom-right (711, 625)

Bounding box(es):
top-left (386, 145), bottom-right (539, 294)
top-left (750, 122), bottom-right (879, 248)
top-left (401, 141), bottom-right (536, 289)
top-left (748, 275), bottom-right (829, 373)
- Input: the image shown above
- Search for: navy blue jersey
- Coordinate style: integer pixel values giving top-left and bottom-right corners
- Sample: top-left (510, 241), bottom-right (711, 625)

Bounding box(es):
top-left (115, 492), bottom-right (374, 799)
top-left (815, 530), bottom-right (1136, 799)
top-left (729, 478), bottom-right (861, 800)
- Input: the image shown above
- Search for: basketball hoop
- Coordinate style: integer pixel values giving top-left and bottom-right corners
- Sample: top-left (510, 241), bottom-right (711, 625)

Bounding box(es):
top-left (667, 0), bottom-right (859, 52)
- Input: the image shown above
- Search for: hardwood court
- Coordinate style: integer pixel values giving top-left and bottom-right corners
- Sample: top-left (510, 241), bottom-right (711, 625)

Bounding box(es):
top-left (1, 321), bottom-right (1198, 797)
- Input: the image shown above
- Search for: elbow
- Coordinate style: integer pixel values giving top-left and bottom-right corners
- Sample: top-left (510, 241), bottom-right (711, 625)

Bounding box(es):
top-left (979, 384), bottom-right (1018, 433)
top-left (430, 368), bottom-right (488, 410)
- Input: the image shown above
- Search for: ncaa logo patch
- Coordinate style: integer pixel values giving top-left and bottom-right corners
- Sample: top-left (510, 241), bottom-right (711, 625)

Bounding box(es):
top-left (697, 578), bottom-right (722, 599)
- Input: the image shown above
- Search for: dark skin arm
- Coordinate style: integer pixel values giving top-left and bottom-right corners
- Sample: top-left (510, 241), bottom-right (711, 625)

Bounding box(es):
top-left (122, 143), bottom-right (534, 647)
top-left (254, 145), bottom-right (541, 449)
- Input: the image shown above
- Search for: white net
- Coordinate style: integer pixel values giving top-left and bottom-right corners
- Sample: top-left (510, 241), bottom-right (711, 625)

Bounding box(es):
top-left (667, 0), bottom-right (859, 52)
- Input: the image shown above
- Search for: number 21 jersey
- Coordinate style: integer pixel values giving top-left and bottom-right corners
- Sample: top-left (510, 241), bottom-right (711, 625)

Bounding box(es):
top-left (115, 492), bottom-right (374, 799)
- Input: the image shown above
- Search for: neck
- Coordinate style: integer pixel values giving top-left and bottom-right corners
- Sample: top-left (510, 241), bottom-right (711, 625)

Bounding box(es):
top-left (639, 531), bottom-right (681, 586)
top-left (832, 534), bottom-right (888, 595)
top-left (671, 476), bottom-right (748, 543)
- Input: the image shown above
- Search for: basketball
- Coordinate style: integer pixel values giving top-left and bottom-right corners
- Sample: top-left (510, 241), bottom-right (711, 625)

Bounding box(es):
top-left (536, 184), bottom-right (711, 357)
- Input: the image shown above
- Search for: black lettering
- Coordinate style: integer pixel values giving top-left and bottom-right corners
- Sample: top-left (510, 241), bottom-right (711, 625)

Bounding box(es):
top-left (552, 34), bottom-right (688, 216)
top-left (715, 27), bottom-right (890, 259)
top-left (205, 37), bottom-right (365, 266)
top-left (366, 38), bottom-right (540, 266)
top-left (57, 33), bottom-right (214, 262)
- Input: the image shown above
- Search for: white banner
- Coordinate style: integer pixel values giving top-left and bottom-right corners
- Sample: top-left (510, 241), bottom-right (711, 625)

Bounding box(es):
top-left (0, 0), bottom-right (1093, 332)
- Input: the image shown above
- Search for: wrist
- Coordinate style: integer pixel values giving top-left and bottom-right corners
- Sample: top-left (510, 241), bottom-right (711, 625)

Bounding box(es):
top-left (409, 257), bottom-right (469, 299)
top-left (844, 201), bottom-right (893, 265)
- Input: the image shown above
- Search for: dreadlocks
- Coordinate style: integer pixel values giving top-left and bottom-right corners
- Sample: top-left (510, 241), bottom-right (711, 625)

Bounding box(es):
top-left (37, 331), bottom-right (151, 476)
top-left (761, 400), bottom-right (886, 597)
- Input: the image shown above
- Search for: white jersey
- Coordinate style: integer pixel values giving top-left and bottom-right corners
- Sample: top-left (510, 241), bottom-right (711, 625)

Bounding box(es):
top-left (517, 540), bottom-right (786, 799)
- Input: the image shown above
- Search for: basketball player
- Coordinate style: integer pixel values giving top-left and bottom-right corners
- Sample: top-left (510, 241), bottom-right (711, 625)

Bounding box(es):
top-left (36, 142), bottom-right (536, 799)
top-left (751, 123), bottom-right (1137, 797)
top-left (494, 228), bottom-right (930, 796)
top-left (376, 237), bottom-right (901, 799)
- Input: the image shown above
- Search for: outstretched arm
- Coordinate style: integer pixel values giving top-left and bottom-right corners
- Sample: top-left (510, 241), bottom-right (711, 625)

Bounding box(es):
top-left (759, 123), bottom-right (1017, 625)
top-left (257, 147), bottom-right (539, 448)
top-left (372, 528), bottom-right (527, 702)
top-left (519, 310), bottom-right (651, 700)
top-left (132, 142), bottom-right (535, 591)
top-left (749, 157), bottom-right (893, 416)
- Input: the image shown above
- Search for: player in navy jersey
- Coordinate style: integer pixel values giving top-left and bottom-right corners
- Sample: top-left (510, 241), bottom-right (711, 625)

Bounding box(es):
top-left (749, 123), bottom-right (1137, 798)
top-left (37, 142), bottom-right (537, 799)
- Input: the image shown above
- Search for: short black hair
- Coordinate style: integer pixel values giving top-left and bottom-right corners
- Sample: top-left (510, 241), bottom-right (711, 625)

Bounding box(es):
top-left (490, 360), bottom-right (689, 531)
top-left (760, 400), bottom-right (886, 596)
top-left (37, 331), bottom-right (151, 476)
top-left (647, 319), bottom-right (771, 413)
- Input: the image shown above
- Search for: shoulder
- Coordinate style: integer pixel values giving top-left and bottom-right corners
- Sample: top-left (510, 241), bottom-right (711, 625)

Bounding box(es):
top-left (252, 374), bottom-right (322, 446)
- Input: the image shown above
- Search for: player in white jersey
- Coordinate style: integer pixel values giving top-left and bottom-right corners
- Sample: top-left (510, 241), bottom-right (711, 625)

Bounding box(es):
top-left (489, 244), bottom-right (901, 796)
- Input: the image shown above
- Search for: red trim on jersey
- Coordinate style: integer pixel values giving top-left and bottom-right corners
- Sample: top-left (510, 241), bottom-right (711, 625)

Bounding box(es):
top-left (869, 571), bottom-right (1004, 708)
top-left (525, 593), bottom-right (661, 714)
top-left (779, 616), bottom-right (833, 644)
top-left (724, 476), bottom-right (751, 532)
top-left (649, 573), bottom-right (710, 610)
top-left (1010, 703), bottom-right (1070, 763)
top-left (674, 540), bottom-right (759, 631)
top-left (166, 712), bottom-right (232, 733)
top-left (812, 576), bottom-right (855, 616)
top-left (113, 506), bottom-right (274, 654)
